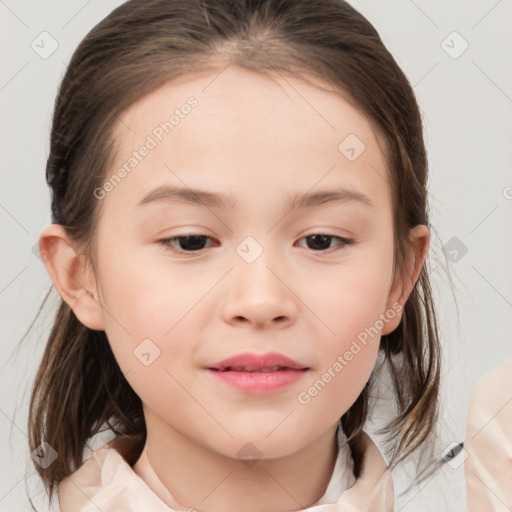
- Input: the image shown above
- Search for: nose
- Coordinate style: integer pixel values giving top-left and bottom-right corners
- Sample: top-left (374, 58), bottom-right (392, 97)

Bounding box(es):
top-left (221, 247), bottom-right (297, 329)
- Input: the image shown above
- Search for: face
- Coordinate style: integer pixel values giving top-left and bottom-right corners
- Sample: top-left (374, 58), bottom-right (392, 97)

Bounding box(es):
top-left (85, 66), bottom-right (406, 459)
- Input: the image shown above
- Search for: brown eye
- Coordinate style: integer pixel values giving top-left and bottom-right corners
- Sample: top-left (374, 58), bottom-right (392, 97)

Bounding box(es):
top-left (158, 234), bottom-right (215, 252)
top-left (296, 233), bottom-right (354, 252)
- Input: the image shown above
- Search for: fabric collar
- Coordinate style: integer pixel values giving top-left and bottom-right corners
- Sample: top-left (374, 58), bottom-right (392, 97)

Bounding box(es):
top-left (57, 424), bottom-right (393, 511)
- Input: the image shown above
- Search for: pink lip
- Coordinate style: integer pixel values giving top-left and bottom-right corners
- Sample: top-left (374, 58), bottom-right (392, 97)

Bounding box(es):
top-left (205, 352), bottom-right (309, 394)
top-left (207, 351), bottom-right (308, 371)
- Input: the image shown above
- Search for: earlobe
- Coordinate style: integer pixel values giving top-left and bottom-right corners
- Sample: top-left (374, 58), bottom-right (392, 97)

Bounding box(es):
top-left (38, 224), bottom-right (105, 331)
top-left (381, 224), bottom-right (430, 335)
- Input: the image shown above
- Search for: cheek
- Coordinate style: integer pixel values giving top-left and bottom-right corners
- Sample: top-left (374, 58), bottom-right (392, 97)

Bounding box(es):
top-left (297, 279), bottom-right (385, 421)
top-left (98, 245), bottom-right (201, 335)
top-left (309, 346), bottom-right (377, 425)
top-left (301, 247), bottom-right (393, 401)
top-left (313, 255), bottom-right (394, 345)
top-left (95, 250), bottom-right (209, 392)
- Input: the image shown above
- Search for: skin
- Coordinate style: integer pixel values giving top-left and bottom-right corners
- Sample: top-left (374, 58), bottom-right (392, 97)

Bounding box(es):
top-left (40, 65), bottom-right (429, 512)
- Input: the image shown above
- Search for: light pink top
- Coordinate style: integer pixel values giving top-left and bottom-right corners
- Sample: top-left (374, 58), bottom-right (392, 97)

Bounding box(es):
top-left (57, 422), bottom-right (393, 511)
top-left (464, 360), bottom-right (512, 511)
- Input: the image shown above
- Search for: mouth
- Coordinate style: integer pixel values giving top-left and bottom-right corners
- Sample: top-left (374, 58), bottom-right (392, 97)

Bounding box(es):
top-left (205, 352), bottom-right (309, 394)
top-left (206, 351), bottom-right (309, 372)
top-left (210, 366), bottom-right (307, 373)
top-left (206, 367), bottom-right (308, 394)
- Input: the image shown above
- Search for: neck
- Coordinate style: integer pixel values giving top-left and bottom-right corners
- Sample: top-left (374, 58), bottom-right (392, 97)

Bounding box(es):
top-left (137, 409), bottom-right (340, 512)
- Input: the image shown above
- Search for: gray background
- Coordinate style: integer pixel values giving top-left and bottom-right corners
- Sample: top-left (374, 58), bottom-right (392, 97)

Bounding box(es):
top-left (1, 1), bottom-right (511, 510)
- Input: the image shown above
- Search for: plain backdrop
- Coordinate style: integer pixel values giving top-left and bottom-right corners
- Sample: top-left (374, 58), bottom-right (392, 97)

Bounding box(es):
top-left (1, 1), bottom-right (511, 511)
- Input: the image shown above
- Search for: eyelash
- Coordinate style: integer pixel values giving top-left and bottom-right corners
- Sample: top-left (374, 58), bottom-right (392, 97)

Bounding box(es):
top-left (156, 233), bottom-right (355, 255)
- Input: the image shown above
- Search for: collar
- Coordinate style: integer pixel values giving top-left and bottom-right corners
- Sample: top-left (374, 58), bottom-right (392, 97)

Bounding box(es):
top-left (57, 426), bottom-right (393, 511)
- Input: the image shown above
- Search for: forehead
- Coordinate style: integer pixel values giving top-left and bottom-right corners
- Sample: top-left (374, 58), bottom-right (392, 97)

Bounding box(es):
top-left (107, 65), bottom-right (391, 211)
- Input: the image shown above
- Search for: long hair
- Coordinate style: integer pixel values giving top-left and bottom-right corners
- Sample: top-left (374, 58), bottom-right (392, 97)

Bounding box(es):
top-left (27, 0), bottom-right (442, 505)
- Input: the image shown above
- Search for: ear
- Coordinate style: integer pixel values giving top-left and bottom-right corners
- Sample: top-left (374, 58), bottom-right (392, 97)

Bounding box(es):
top-left (381, 224), bottom-right (430, 335)
top-left (38, 223), bottom-right (105, 331)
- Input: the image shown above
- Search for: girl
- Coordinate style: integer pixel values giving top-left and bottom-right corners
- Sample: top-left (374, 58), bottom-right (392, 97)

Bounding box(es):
top-left (28, 0), bottom-right (442, 510)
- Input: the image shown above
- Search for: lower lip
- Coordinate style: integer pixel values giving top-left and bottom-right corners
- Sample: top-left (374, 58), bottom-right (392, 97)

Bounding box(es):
top-left (206, 368), bottom-right (307, 394)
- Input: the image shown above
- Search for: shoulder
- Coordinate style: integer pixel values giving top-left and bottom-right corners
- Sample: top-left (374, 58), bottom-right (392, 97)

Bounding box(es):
top-left (464, 360), bottom-right (512, 511)
top-left (57, 435), bottom-right (170, 512)
top-left (57, 445), bottom-right (109, 510)
top-left (466, 360), bottom-right (512, 436)
top-left (340, 431), bottom-right (394, 511)
top-left (468, 360), bottom-right (512, 401)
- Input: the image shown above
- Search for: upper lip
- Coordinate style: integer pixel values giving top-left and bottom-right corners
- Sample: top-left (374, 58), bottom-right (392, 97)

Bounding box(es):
top-left (206, 351), bottom-right (308, 371)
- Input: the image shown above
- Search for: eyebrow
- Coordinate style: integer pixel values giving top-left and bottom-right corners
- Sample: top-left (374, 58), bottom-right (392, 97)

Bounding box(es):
top-left (136, 185), bottom-right (374, 210)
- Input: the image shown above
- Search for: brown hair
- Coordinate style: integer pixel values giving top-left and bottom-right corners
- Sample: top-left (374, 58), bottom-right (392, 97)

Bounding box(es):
top-left (27, 0), bottom-right (443, 506)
